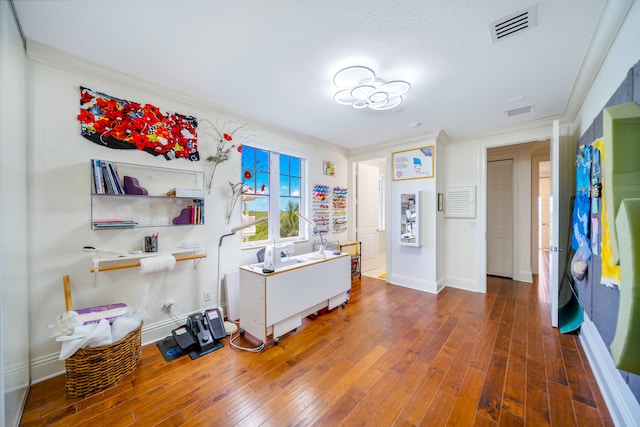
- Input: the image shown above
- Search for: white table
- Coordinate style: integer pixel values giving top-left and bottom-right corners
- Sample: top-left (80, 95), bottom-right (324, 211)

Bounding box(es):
top-left (239, 251), bottom-right (350, 344)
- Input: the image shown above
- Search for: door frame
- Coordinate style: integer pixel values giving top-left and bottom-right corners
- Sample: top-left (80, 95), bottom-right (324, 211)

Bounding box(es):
top-left (356, 161), bottom-right (382, 273)
top-left (477, 130), bottom-right (552, 293)
top-left (531, 152), bottom-right (552, 275)
top-left (353, 157), bottom-right (388, 275)
top-left (477, 122), bottom-right (569, 326)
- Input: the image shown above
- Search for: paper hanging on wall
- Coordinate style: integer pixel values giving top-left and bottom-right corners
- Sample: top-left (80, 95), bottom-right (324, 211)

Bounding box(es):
top-left (76, 86), bottom-right (199, 161)
top-left (593, 138), bottom-right (620, 287)
top-left (392, 145), bottom-right (434, 181)
top-left (571, 144), bottom-right (592, 251)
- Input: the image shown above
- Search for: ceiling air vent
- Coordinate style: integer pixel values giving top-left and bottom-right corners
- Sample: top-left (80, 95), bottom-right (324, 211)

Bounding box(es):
top-left (505, 104), bottom-right (535, 117)
top-left (489, 4), bottom-right (537, 42)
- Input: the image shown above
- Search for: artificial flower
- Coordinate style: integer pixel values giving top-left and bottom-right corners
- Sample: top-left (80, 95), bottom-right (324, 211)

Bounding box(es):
top-left (202, 119), bottom-right (253, 192)
top-left (226, 181), bottom-right (251, 224)
top-left (77, 110), bottom-right (94, 123)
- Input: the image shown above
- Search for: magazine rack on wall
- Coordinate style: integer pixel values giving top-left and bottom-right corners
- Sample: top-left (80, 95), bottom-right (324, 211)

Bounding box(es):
top-left (400, 192), bottom-right (420, 247)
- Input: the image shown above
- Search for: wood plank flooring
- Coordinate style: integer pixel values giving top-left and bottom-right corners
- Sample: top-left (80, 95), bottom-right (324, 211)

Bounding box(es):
top-left (20, 269), bottom-right (613, 426)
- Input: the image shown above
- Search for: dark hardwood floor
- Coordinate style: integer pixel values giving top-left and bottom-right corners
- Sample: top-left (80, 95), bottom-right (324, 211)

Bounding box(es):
top-left (20, 266), bottom-right (613, 426)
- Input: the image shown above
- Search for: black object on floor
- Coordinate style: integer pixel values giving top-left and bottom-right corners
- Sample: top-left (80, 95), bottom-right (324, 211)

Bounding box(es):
top-left (156, 336), bottom-right (188, 362)
top-left (188, 340), bottom-right (224, 360)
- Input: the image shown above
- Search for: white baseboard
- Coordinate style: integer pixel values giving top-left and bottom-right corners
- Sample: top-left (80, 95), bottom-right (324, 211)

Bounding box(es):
top-left (30, 352), bottom-right (64, 384)
top-left (579, 313), bottom-right (640, 426)
top-left (445, 276), bottom-right (481, 293)
top-left (517, 270), bottom-right (533, 283)
top-left (387, 273), bottom-right (438, 294)
top-left (3, 361), bottom-right (29, 391)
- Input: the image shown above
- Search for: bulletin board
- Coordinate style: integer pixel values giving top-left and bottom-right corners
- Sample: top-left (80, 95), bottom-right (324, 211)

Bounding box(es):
top-left (392, 146), bottom-right (434, 181)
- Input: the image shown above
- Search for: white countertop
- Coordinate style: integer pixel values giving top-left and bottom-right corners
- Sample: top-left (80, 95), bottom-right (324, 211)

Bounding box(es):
top-left (240, 250), bottom-right (348, 275)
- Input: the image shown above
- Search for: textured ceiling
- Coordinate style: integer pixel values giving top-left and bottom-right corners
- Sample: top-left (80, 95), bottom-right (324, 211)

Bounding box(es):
top-left (13, 0), bottom-right (607, 149)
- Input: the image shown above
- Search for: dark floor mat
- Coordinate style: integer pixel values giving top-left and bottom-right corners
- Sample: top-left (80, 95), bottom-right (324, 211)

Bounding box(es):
top-left (155, 336), bottom-right (188, 362)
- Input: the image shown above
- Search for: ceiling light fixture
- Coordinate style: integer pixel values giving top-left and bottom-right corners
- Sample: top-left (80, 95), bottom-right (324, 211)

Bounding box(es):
top-left (333, 66), bottom-right (411, 111)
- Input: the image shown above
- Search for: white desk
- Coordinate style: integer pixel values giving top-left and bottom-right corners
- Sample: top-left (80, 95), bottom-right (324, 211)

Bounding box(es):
top-left (239, 251), bottom-right (350, 344)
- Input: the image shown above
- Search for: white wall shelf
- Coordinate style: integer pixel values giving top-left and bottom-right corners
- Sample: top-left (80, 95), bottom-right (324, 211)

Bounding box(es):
top-left (90, 159), bottom-right (204, 229)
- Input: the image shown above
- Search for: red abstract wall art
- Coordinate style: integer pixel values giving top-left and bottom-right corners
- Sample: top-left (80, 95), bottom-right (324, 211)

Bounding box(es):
top-left (76, 86), bottom-right (199, 161)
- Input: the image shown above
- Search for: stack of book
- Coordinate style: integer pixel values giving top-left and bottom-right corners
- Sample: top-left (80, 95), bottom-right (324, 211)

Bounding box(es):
top-left (92, 219), bottom-right (138, 229)
top-left (172, 200), bottom-right (205, 225)
top-left (92, 159), bottom-right (125, 195)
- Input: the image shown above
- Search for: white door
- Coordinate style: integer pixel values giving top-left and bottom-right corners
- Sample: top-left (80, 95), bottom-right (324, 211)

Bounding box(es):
top-left (356, 163), bottom-right (379, 273)
top-left (487, 159), bottom-right (514, 278)
top-left (549, 120), bottom-right (572, 327)
top-left (539, 176), bottom-right (551, 249)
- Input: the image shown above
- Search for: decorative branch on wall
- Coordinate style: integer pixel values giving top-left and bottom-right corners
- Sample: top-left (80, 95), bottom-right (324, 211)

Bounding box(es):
top-left (76, 86), bottom-right (199, 161)
top-left (200, 118), bottom-right (253, 193)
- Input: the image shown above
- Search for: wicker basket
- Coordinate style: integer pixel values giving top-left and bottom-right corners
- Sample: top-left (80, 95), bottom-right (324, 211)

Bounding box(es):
top-left (64, 321), bottom-right (143, 398)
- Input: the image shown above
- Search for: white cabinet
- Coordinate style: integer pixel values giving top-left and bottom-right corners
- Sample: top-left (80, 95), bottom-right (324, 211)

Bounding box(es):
top-left (90, 159), bottom-right (204, 229)
top-left (400, 192), bottom-right (420, 246)
top-left (239, 252), bottom-right (350, 344)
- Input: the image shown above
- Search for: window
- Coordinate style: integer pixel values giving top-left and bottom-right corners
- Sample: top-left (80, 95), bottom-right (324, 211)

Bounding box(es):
top-left (279, 154), bottom-right (301, 238)
top-left (240, 145), bottom-right (305, 244)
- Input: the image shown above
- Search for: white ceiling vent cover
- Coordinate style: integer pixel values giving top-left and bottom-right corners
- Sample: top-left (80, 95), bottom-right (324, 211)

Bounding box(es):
top-left (489, 4), bottom-right (538, 42)
top-left (506, 104), bottom-right (535, 117)
top-left (445, 186), bottom-right (475, 218)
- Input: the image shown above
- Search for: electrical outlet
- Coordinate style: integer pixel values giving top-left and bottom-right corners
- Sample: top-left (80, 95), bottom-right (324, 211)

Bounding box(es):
top-left (164, 300), bottom-right (175, 311)
top-left (203, 290), bottom-right (212, 302)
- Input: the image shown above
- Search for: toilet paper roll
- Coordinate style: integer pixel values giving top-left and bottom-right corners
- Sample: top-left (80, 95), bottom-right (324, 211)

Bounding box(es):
top-left (140, 254), bottom-right (176, 273)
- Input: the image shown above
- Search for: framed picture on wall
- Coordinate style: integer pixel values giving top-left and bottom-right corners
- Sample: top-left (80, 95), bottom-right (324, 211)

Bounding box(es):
top-left (392, 145), bottom-right (434, 181)
top-left (323, 160), bottom-right (335, 176)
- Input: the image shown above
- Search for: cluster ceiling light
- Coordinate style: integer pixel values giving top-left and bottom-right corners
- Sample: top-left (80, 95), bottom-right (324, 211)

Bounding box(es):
top-left (333, 65), bottom-right (411, 111)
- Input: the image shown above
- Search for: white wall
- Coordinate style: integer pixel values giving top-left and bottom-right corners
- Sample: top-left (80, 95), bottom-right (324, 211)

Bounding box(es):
top-left (388, 135), bottom-right (441, 293)
top-left (572, 0), bottom-right (640, 138)
top-left (351, 118), bottom-right (557, 296)
top-left (1, 1), bottom-right (30, 424)
top-left (350, 132), bottom-right (444, 293)
top-left (443, 124), bottom-right (555, 292)
top-left (26, 41), bottom-right (349, 383)
top-left (567, 2), bottom-right (640, 425)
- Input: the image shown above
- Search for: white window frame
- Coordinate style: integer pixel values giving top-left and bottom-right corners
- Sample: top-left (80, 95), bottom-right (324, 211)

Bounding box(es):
top-left (240, 143), bottom-right (308, 248)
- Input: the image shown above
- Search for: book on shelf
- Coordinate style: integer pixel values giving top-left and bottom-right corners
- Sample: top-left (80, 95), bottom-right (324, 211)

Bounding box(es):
top-left (93, 160), bottom-right (124, 195)
top-left (92, 219), bottom-right (138, 229)
top-left (101, 163), bottom-right (115, 194)
top-left (107, 162), bottom-right (124, 194)
top-left (171, 200), bottom-right (205, 225)
top-left (92, 159), bottom-right (105, 194)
